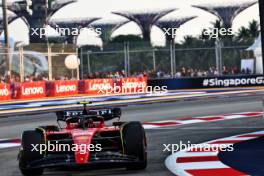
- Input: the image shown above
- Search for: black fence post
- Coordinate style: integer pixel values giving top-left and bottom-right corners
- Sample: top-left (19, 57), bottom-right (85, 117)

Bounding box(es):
top-left (259, 0), bottom-right (264, 74)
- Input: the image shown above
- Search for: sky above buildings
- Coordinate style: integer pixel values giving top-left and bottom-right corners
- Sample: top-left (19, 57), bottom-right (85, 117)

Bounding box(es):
top-left (2, 0), bottom-right (260, 46)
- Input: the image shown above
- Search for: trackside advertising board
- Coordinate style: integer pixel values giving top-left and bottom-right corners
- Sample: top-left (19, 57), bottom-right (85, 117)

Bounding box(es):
top-left (47, 80), bottom-right (79, 97)
top-left (79, 77), bottom-right (148, 95)
top-left (79, 78), bottom-right (114, 95)
top-left (0, 77), bottom-right (147, 100)
top-left (121, 77), bottom-right (148, 94)
top-left (0, 83), bottom-right (11, 100)
top-left (149, 75), bottom-right (264, 89)
top-left (13, 81), bottom-right (46, 99)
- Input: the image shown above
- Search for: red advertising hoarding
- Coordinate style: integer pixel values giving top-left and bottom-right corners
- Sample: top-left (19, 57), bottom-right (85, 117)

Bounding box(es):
top-left (81, 78), bottom-right (114, 95)
top-left (121, 77), bottom-right (148, 94)
top-left (0, 83), bottom-right (11, 100)
top-left (14, 81), bottom-right (46, 99)
top-left (47, 80), bottom-right (79, 97)
top-left (2, 77), bottom-right (148, 100)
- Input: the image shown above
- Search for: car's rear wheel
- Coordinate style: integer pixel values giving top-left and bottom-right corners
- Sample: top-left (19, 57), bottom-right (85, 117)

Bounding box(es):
top-left (122, 121), bottom-right (147, 170)
top-left (19, 130), bottom-right (44, 176)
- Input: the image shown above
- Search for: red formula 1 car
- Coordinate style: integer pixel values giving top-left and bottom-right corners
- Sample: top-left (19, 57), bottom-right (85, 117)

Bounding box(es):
top-left (18, 102), bottom-right (147, 176)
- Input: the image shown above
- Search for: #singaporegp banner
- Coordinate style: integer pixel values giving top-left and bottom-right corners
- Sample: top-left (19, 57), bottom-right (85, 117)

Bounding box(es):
top-left (148, 75), bottom-right (264, 89)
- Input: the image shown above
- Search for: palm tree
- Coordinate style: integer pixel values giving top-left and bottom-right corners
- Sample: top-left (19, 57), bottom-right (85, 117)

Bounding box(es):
top-left (236, 20), bottom-right (260, 44)
top-left (182, 35), bottom-right (196, 46)
top-left (236, 26), bottom-right (250, 42)
top-left (248, 20), bottom-right (259, 38)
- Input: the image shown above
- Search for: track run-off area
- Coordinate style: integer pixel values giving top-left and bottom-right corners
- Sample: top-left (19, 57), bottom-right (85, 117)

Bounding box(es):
top-left (1, 89), bottom-right (264, 176)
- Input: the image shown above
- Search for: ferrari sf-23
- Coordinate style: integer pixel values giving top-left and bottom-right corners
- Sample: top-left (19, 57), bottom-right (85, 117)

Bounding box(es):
top-left (18, 102), bottom-right (147, 176)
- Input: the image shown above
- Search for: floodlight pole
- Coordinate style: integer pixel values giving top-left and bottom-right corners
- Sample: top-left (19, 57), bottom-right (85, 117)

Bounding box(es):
top-left (76, 48), bottom-right (80, 80)
top-left (259, 0), bottom-right (264, 74)
top-left (19, 46), bottom-right (24, 82)
top-left (170, 40), bottom-right (176, 77)
top-left (127, 42), bottom-right (130, 76)
top-left (2, 0), bottom-right (11, 77)
top-left (80, 48), bottom-right (84, 79)
top-left (124, 42), bottom-right (128, 77)
top-left (48, 43), bottom-right (53, 80)
top-left (152, 49), bottom-right (156, 71)
top-left (87, 51), bottom-right (91, 74)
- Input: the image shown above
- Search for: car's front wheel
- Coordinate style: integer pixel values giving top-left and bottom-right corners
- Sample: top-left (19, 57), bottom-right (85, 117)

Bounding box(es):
top-left (18, 130), bottom-right (44, 176)
top-left (122, 121), bottom-right (147, 170)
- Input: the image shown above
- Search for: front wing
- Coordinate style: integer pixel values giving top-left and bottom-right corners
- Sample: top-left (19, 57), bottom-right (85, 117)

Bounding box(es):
top-left (22, 151), bottom-right (140, 169)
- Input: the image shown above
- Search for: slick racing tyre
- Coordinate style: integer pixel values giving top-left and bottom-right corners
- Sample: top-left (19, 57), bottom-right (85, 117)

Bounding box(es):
top-left (122, 121), bottom-right (147, 170)
top-left (19, 130), bottom-right (44, 176)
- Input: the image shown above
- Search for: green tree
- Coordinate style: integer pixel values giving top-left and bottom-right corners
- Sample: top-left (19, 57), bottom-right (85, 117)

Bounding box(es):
top-left (236, 20), bottom-right (259, 44)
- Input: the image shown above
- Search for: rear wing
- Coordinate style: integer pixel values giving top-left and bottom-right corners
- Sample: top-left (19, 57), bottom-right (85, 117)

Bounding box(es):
top-left (56, 107), bottom-right (122, 121)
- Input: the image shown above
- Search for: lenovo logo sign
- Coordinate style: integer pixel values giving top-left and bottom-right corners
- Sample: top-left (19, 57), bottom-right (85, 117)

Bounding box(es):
top-left (22, 87), bottom-right (44, 95)
top-left (56, 84), bottom-right (77, 93)
top-left (89, 83), bottom-right (112, 90)
top-left (0, 87), bottom-right (9, 96)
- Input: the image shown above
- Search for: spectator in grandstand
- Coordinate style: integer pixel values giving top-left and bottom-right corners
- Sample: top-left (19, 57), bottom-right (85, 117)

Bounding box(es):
top-left (180, 67), bottom-right (186, 77)
top-left (0, 75), bottom-right (4, 83)
top-left (0, 65), bottom-right (256, 84)
top-left (14, 76), bottom-right (20, 83)
top-left (175, 72), bottom-right (181, 78)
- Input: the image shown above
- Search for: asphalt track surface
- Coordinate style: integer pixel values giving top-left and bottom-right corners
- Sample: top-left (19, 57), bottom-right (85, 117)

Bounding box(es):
top-left (1, 95), bottom-right (264, 176)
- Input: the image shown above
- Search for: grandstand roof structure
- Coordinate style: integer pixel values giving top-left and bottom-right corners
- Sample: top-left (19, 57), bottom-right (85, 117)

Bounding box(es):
top-left (112, 9), bottom-right (176, 41)
top-left (156, 16), bottom-right (197, 42)
top-left (192, 1), bottom-right (257, 28)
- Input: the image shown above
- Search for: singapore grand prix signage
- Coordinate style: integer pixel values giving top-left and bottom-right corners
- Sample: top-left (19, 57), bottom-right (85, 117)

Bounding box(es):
top-left (149, 75), bottom-right (264, 89)
top-left (202, 76), bottom-right (264, 87)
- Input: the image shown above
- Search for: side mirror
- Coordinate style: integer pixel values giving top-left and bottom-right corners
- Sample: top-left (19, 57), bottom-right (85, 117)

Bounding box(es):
top-left (112, 108), bottom-right (122, 117)
top-left (56, 111), bottom-right (65, 121)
